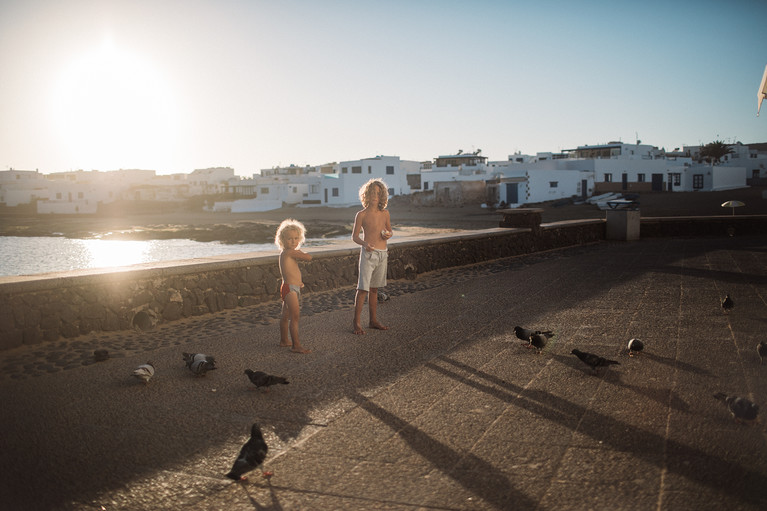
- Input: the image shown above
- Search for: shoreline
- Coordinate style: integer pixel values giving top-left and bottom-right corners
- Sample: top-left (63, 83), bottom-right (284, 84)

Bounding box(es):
top-left (1, 187), bottom-right (765, 244)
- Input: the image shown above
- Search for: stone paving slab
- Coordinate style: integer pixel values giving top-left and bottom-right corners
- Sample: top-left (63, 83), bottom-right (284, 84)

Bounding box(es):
top-left (1, 236), bottom-right (766, 510)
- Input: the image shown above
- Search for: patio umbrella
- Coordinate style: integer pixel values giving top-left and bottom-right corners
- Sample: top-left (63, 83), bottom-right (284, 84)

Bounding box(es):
top-left (759, 64), bottom-right (767, 116)
top-left (721, 200), bottom-right (745, 215)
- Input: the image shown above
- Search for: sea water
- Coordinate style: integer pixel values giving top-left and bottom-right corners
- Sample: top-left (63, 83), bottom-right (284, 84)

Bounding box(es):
top-left (0, 236), bottom-right (338, 277)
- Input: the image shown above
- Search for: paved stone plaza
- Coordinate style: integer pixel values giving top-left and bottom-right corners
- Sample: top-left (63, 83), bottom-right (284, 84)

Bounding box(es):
top-left (1, 235), bottom-right (766, 510)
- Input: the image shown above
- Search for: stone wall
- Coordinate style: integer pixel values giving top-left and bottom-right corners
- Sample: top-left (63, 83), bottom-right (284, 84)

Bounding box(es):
top-left (3, 213), bottom-right (764, 352)
top-left (0, 219), bottom-right (604, 350)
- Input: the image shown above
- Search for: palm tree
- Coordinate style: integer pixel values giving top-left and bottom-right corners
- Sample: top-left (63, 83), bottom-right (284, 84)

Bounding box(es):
top-left (698, 140), bottom-right (735, 165)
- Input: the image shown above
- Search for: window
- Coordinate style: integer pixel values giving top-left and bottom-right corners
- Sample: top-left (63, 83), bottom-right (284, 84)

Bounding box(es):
top-left (604, 173), bottom-right (612, 182)
top-left (386, 166), bottom-right (394, 175)
top-left (352, 166), bottom-right (362, 174)
top-left (637, 173), bottom-right (645, 182)
top-left (549, 182), bottom-right (558, 188)
top-left (56, 192), bottom-right (62, 200)
top-left (78, 192), bottom-right (84, 199)
top-left (332, 188), bottom-right (339, 197)
top-left (341, 167), bottom-right (348, 174)
top-left (291, 186), bottom-right (297, 193)
top-left (310, 185), bottom-right (319, 194)
top-left (424, 182), bottom-right (429, 190)
top-left (388, 187), bottom-right (394, 196)
top-left (368, 166), bottom-right (372, 173)
top-left (671, 173), bottom-right (681, 186)
top-left (693, 174), bottom-right (704, 189)
top-left (260, 187), bottom-right (269, 194)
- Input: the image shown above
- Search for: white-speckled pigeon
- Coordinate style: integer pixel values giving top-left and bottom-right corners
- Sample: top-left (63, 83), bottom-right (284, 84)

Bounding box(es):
top-left (627, 338), bottom-right (644, 357)
top-left (132, 362), bottom-right (155, 384)
top-left (721, 293), bottom-right (734, 312)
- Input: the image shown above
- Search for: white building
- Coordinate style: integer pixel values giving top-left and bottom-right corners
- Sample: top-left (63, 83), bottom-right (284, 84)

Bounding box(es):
top-left (683, 142), bottom-right (767, 182)
top-left (0, 170), bottom-right (49, 207)
top-left (253, 156), bottom-right (417, 208)
top-left (487, 141), bottom-right (749, 207)
top-left (187, 167), bottom-right (235, 195)
top-left (36, 169), bottom-right (163, 214)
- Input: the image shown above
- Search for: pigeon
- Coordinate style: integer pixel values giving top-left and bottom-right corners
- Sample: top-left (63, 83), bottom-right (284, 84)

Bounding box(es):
top-left (226, 423), bottom-right (271, 480)
top-left (571, 349), bottom-right (620, 375)
top-left (528, 333), bottom-right (547, 353)
top-left (713, 392), bottom-right (759, 424)
top-left (757, 341), bottom-right (767, 365)
top-left (132, 362), bottom-right (155, 384)
top-left (244, 369), bottom-right (289, 392)
top-left (377, 291), bottom-right (390, 302)
top-left (183, 352), bottom-right (216, 368)
top-left (183, 352), bottom-right (216, 375)
top-left (189, 358), bottom-right (216, 376)
top-left (514, 326), bottom-right (554, 342)
top-left (721, 294), bottom-right (734, 312)
top-left (627, 338), bottom-right (644, 357)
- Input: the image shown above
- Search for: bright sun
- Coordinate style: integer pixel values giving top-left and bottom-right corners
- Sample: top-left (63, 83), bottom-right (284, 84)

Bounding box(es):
top-left (51, 40), bottom-right (177, 171)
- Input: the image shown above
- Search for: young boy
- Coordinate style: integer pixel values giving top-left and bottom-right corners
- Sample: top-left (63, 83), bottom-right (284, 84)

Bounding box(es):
top-left (275, 219), bottom-right (312, 353)
top-left (352, 178), bottom-right (392, 335)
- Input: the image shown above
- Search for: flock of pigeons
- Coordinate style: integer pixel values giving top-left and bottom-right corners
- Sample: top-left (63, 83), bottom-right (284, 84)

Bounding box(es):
top-left (125, 290), bottom-right (762, 482)
top-left (514, 291), bottom-right (763, 425)
top-left (129, 352), bottom-right (289, 480)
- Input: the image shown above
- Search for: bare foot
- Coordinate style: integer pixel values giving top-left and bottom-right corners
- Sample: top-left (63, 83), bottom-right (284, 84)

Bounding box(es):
top-left (279, 341), bottom-right (292, 347)
top-left (353, 322), bottom-right (365, 335)
top-left (369, 321), bottom-right (389, 330)
top-left (291, 346), bottom-right (312, 354)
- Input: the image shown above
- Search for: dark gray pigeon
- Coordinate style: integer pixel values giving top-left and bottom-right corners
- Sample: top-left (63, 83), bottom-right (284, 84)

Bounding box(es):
top-left (132, 362), bottom-right (155, 384)
top-left (757, 342), bottom-right (767, 365)
top-left (627, 338), bottom-right (644, 357)
top-left (528, 333), bottom-right (547, 353)
top-left (514, 326), bottom-right (554, 342)
top-left (571, 349), bottom-right (620, 375)
top-left (245, 369), bottom-right (289, 392)
top-left (713, 393), bottom-right (759, 424)
top-left (226, 423), bottom-right (271, 480)
top-left (721, 293), bottom-right (734, 312)
top-left (190, 358), bottom-right (216, 376)
top-left (183, 352), bottom-right (216, 375)
top-left (183, 352), bottom-right (216, 368)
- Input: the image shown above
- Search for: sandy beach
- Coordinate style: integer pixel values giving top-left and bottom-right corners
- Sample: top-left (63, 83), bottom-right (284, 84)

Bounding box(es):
top-left (0, 187), bottom-right (765, 244)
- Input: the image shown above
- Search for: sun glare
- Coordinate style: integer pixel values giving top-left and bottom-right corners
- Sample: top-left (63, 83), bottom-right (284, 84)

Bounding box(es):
top-left (51, 40), bottom-right (177, 170)
top-left (80, 239), bottom-right (148, 269)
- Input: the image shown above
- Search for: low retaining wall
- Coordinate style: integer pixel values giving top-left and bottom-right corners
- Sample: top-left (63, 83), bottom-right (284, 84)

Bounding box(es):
top-left (2, 213), bottom-right (766, 351)
top-left (0, 219), bottom-right (604, 350)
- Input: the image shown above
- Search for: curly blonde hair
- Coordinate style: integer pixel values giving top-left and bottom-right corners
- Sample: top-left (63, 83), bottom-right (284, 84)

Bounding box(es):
top-left (358, 178), bottom-right (389, 210)
top-left (274, 218), bottom-right (307, 250)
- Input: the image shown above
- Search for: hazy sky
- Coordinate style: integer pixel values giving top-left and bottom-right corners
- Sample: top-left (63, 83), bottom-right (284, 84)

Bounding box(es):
top-left (1, 0), bottom-right (765, 176)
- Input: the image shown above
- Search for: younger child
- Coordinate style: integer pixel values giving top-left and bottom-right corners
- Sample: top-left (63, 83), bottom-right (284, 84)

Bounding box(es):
top-left (352, 178), bottom-right (392, 335)
top-left (275, 219), bottom-right (312, 353)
